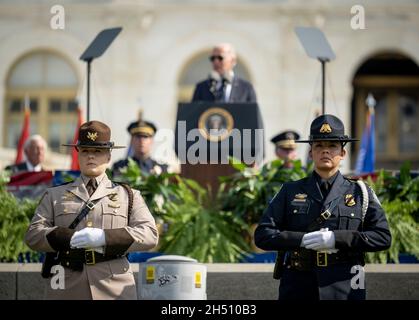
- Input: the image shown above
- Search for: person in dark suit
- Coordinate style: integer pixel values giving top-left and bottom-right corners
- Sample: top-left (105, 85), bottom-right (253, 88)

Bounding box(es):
top-left (271, 130), bottom-right (300, 168)
top-left (5, 134), bottom-right (47, 174)
top-left (192, 43), bottom-right (257, 103)
top-left (255, 114), bottom-right (391, 300)
top-left (112, 119), bottom-right (168, 176)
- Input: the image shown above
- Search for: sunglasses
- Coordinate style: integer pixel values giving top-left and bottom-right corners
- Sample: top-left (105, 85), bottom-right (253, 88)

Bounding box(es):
top-left (209, 55), bottom-right (224, 62)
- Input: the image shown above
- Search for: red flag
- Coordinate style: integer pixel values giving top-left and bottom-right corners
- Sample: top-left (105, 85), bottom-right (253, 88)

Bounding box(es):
top-left (15, 97), bottom-right (31, 164)
top-left (70, 107), bottom-right (83, 170)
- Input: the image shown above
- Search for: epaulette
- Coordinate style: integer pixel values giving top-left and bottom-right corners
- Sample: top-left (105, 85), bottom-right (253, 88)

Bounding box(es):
top-left (344, 175), bottom-right (359, 182)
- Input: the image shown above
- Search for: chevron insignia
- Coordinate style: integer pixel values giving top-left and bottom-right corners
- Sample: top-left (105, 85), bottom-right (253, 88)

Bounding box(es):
top-left (320, 123), bottom-right (332, 133)
top-left (87, 131), bottom-right (98, 141)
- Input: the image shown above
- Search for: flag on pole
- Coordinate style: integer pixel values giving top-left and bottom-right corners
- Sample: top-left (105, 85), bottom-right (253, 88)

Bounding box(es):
top-left (355, 93), bottom-right (376, 174)
top-left (70, 107), bottom-right (83, 170)
top-left (15, 95), bottom-right (31, 164)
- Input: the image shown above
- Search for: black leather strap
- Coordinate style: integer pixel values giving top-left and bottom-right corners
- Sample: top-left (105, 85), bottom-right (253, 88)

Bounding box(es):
top-left (68, 199), bottom-right (100, 229)
top-left (307, 197), bottom-right (340, 231)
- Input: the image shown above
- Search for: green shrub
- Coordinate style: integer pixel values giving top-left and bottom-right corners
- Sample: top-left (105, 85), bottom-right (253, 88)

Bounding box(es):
top-left (0, 171), bottom-right (40, 262)
top-left (365, 162), bottom-right (419, 263)
top-left (115, 159), bottom-right (250, 262)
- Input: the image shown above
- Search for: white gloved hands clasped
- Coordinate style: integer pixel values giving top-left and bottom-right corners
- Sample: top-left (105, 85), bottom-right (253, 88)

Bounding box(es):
top-left (70, 227), bottom-right (106, 249)
top-left (301, 228), bottom-right (336, 251)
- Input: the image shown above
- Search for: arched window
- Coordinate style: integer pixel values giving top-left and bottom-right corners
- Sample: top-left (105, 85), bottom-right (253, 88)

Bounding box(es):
top-left (4, 51), bottom-right (79, 153)
top-left (178, 50), bottom-right (251, 102)
top-left (351, 52), bottom-right (419, 170)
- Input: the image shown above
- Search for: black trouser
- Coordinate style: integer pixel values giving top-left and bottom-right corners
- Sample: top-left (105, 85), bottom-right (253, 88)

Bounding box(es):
top-left (278, 269), bottom-right (319, 300)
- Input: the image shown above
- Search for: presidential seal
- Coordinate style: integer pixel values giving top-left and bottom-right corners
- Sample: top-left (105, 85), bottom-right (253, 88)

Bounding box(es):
top-left (198, 107), bottom-right (234, 142)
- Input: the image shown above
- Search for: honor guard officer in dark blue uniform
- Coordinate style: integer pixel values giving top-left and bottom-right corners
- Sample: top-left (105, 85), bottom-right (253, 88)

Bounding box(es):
top-left (112, 119), bottom-right (168, 176)
top-left (271, 130), bottom-right (300, 168)
top-left (255, 114), bottom-right (391, 300)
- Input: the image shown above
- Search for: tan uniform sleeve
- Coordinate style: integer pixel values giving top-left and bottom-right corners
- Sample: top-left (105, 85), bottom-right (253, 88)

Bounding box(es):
top-left (24, 191), bottom-right (58, 252)
top-left (125, 190), bottom-right (158, 252)
top-left (104, 189), bottom-right (158, 256)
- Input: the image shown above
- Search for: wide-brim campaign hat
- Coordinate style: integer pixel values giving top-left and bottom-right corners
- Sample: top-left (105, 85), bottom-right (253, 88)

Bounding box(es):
top-left (62, 120), bottom-right (125, 149)
top-left (297, 114), bottom-right (358, 143)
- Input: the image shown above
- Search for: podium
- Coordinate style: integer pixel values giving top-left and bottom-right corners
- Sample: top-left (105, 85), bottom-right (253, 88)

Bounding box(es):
top-left (175, 102), bottom-right (264, 192)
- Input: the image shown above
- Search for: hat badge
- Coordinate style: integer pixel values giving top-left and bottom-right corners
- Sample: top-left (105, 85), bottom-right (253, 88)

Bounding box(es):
top-left (87, 131), bottom-right (98, 141)
top-left (286, 132), bottom-right (294, 140)
top-left (320, 123), bottom-right (332, 133)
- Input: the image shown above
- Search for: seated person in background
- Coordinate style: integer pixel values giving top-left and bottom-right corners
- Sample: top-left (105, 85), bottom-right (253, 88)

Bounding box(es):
top-left (6, 134), bottom-right (47, 174)
top-left (112, 119), bottom-right (168, 176)
top-left (192, 43), bottom-right (257, 103)
top-left (270, 130), bottom-right (300, 169)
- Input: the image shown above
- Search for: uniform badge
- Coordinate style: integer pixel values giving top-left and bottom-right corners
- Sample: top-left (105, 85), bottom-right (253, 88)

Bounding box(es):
top-left (87, 131), bottom-right (98, 141)
top-left (62, 191), bottom-right (75, 201)
top-left (108, 193), bottom-right (119, 201)
top-left (293, 193), bottom-right (307, 202)
top-left (345, 194), bottom-right (356, 207)
top-left (320, 123), bottom-right (332, 133)
top-left (108, 203), bottom-right (121, 208)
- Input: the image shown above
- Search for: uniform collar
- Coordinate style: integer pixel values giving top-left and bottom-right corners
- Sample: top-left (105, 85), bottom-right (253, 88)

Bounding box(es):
top-left (312, 170), bottom-right (339, 188)
top-left (302, 170), bottom-right (347, 205)
top-left (67, 173), bottom-right (113, 202)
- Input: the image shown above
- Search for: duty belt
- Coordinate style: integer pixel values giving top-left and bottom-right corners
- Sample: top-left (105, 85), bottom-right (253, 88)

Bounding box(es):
top-left (59, 249), bottom-right (122, 271)
top-left (287, 249), bottom-right (364, 271)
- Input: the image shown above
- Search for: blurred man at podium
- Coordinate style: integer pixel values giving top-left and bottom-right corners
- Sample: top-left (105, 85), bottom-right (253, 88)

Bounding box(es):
top-left (192, 43), bottom-right (257, 103)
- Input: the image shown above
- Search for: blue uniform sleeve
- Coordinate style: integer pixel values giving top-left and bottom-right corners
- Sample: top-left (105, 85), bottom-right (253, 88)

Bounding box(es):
top-left (334, 186), bottom-right (391, 251)
top-left (254, 185), bottom-right (305, 251)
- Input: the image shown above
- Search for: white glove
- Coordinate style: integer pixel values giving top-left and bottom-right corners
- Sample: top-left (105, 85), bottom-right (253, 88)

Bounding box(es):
top-left (301, 228), bottom-right (335, 251)
top-left (70, 228), bottom-right (106, 249)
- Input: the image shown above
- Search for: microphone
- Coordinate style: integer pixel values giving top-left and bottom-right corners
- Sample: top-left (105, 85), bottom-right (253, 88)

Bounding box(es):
top-left (209, 71), bottom-right (221, 94)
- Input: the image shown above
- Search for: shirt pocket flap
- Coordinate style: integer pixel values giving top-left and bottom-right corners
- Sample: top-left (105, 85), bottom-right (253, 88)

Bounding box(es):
top-left (290, 201), bottom-right (311, 214)
top-left (338, 208), bottom-right (362, 229)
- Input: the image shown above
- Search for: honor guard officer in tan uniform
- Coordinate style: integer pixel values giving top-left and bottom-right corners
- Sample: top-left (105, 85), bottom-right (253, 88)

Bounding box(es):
top-left (255, 114), bottom-right (391, 300)
top-left (25, 121), bottom-right (158, 299)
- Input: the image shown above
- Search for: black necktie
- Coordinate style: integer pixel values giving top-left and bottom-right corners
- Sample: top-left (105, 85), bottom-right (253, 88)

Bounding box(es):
top-left (86, 178), bottom-right (98, 196)
top-left (320, 181), bottom-right (329, 199)
top-left (214, 80), bottom-right (225, 102)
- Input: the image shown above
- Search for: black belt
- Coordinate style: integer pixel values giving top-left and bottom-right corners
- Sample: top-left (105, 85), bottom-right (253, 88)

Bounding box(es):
top-left (58, 249), bottom-right (122, 271)
top-left (286, 249), bottom-right (364, 271)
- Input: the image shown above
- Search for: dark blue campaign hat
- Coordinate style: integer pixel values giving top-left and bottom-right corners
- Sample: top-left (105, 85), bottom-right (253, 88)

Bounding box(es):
top-left (297, 114), bottom-right (358, 143)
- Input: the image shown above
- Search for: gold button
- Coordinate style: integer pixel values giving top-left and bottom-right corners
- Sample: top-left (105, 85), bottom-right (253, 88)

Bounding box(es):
top-left (123, 267), bottom-right (127, 272)
top-left (66, 251), bottom-right (69, 255)
top-left (66, 262), bottom-right (70, 266)
top-left (87, 221), bottom-right (93, 227)
top-left (351, 213), bottom-right (355, 217)
top-left (63, 209), bottom-right (67, 213)
top-left (295, 262), bottom-right (299, 266)
top-left (293, 210), bottom-right (297, 213)
top-left (113, 209), bottom-right (117, 213)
